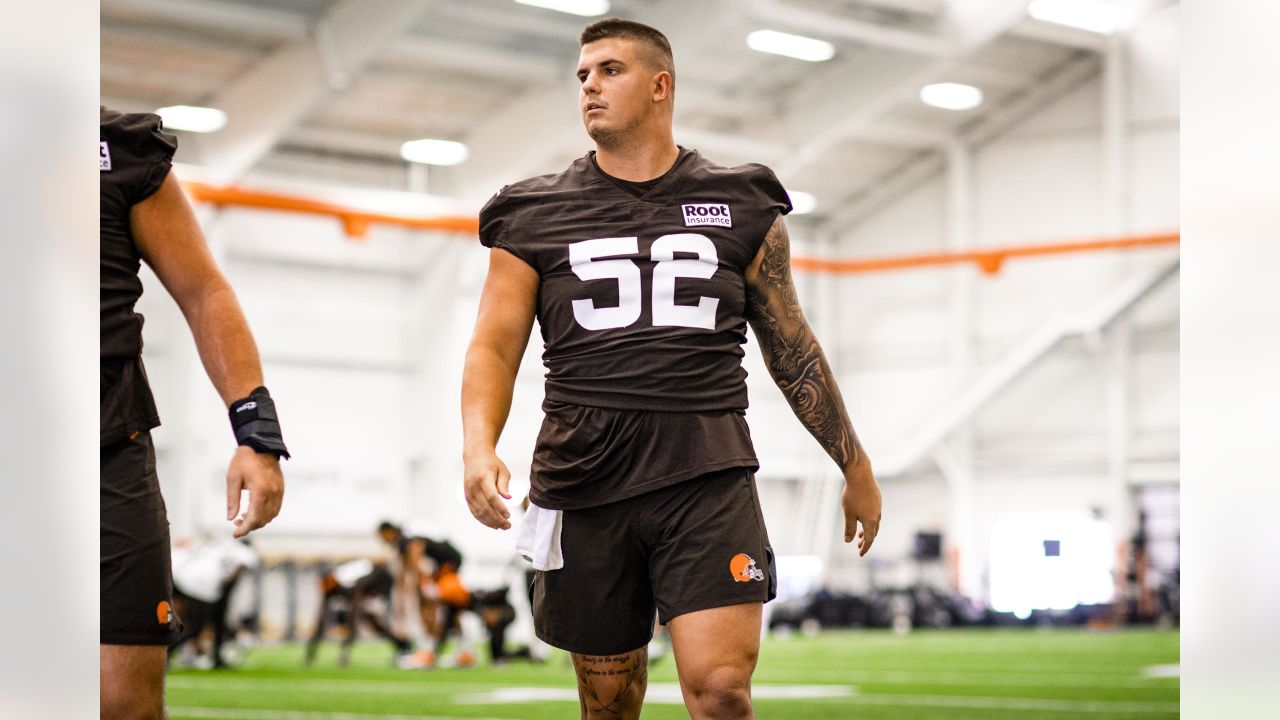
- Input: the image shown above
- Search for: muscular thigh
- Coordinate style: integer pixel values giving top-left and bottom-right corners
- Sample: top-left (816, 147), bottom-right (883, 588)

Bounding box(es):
top-left (100, 644), bottom-right (166, 717)
top-left (667, 602), bottom-right (762, 690)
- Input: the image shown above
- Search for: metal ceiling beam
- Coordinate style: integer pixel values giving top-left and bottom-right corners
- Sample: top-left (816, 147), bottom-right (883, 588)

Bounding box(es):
top-left (197, 0), bottom-right (433, 184)
top-left (673, 127), bottom-right (788, 164)
top-left (854, 0), bottom-right (944, 15)
top-left (1009, 18), bottom-right (1108, 51)
top-left (826, 53), bottom-right (1100, 228)
top-left (855, 121), bottom-right (952, 148)
top-left (382, 34), bottom-right (564, 83)
top-left (773, 0), bottom-right (1038, 182)
top-left (103, 0), bottom-right (310, 43)
top-left (285, 125), bottom-right (420, 159)
top-left (949, 61), bottom-right (1042, 90)
top-left (429, 0), bottom-right (586, 39)
top-left (961, 53), bottom-right (1100, 147)
top-left (746, 0), bottom-right (951, 56)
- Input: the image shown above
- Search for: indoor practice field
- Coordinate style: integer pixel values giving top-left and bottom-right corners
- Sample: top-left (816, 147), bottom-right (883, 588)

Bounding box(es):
top-left (100, 1), bottom-right (1187, 719)
top-left (167, 628), bottom-right (1179, 720)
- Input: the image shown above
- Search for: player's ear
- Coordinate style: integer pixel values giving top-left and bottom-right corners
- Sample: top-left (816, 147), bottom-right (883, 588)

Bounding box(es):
top-left (652, 71), bottom-right (673, 103)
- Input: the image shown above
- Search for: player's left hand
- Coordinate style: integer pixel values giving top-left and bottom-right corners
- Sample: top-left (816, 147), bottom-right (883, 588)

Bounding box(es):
top-left (226, 445), bottom-right (285, 538)
top-left (842, 457), bottom-right (881, 556)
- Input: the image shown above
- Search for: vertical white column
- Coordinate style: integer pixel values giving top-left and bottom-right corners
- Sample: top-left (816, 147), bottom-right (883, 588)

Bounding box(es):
top-left (1103, 31), bottom-right (1136, 546)
top-left (1102, 33), bottom-right (1131, 238)
top-left (942, 139), bottom-right (982, 601)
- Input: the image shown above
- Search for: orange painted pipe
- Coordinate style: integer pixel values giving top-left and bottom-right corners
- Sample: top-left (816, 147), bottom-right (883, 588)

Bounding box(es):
top-left (182, 181), bottom-right (1178, 273)
top-left (791, 233), bottom-right (1180, 275)
top-left (181, 181), bottom-right (478, 238)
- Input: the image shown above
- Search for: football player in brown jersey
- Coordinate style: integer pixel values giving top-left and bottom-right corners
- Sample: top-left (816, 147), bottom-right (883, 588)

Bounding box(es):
top-left (100, 107), bottom-right (287, 719)
top-left (461, 19), bottom-right (880, 720)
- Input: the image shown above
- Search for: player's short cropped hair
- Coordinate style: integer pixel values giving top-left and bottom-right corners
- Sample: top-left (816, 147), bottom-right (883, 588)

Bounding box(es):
top-left (580, 18), bottom-right (675, 79)
top-left (377, 521), bottom-right (400, 535)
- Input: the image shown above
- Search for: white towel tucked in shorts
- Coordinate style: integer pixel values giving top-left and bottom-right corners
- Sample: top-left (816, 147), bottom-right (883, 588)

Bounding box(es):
top-left (515, 501), bottom-right (564, 571)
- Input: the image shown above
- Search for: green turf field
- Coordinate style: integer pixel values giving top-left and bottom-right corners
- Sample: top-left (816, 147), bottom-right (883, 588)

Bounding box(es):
top-left (167, 627), bottom-right (1178, 719)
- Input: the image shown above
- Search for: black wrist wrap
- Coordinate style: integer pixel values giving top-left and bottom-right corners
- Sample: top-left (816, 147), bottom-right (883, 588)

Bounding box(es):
top-left (228, 386), bottom-right (291, 459)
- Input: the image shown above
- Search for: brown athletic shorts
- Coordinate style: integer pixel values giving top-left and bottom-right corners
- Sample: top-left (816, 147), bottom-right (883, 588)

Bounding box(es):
top-left (101, 431), bottom-right (180, 645)
top-left (532, 466), bottom-right (775, 655)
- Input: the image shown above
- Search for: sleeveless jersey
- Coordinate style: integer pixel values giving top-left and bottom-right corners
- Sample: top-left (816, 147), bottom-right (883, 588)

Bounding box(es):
top-left (479, 149), bottom-right (791, 509)
top-left (99, 107), bottom-right (176, 445)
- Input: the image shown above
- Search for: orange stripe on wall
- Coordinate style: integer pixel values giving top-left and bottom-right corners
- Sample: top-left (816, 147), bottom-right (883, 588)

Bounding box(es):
top-left (182, 182), bottom-right (1178, 274)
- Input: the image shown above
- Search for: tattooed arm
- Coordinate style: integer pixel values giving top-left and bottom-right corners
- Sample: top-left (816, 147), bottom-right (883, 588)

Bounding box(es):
top-left (744, 214), bottom-right (882, 555)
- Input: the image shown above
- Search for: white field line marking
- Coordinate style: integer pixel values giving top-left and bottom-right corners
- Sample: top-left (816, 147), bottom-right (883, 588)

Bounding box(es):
top-left (759, 668), bottom-right (1175, 687)
top-left (458, 685), bottom-right (1176, 713)
top-left (168, 664), bottom-right (1177, 695)
top-left (167, 677), bottom-right (473, 694)
top-left (776, 661), bottom-right (1180, 675)
top-left (843, 694), bottom-right (1179, 714)
top-left (456, 684), bottom-right (854, 705)
top-left (169, 707), bottom-right (514, 720)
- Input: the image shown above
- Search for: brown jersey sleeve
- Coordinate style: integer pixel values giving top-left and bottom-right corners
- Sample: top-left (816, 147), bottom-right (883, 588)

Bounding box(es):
top-left (478, 184), bottom-right (539, 270)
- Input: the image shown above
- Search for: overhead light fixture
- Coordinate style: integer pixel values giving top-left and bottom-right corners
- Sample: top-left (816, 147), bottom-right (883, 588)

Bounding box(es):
top-left (1027, 0), bottom-right (1135, 35)
top-left (747, 30), bottom-right (836, 63)
top-left (400, 138), bottom-right (469, 166)
top-left (788, 190), bottom-right (817, 215)
top-left (514, 0), bottom-right (609, 16)
top-left (919, 82), bottom-right (984, 111)
top-left (155, 105), bottom-right (227, 133)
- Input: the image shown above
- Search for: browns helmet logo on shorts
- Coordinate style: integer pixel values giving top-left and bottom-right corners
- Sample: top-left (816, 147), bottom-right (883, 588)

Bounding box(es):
top-left (729, 553), bottom-right (764, 583)
top-left (156, 600), bottom-right (174, 625)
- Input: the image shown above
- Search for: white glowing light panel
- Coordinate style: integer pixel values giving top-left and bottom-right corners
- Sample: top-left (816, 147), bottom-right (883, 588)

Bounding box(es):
top-left (989, 513), bottom-right (1115, 619)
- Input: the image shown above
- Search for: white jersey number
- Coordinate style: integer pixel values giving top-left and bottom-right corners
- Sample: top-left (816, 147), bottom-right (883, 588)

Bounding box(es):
top-left (568, 233), bottom-right (720, 331)
top-left (569, 237), bottom-right (643, 330)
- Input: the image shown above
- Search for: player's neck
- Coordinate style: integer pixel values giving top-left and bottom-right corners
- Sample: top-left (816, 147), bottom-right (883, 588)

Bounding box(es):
top-left (593, 134), bottom-right (680, 182)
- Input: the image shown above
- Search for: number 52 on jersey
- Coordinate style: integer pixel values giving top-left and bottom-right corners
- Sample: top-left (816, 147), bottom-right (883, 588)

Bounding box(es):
top-left (569, 233), bottom-right (721, 331)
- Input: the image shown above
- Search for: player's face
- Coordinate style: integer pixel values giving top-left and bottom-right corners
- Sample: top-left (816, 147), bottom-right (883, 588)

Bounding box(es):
top-left (576, 38), bottom-right (661, 143)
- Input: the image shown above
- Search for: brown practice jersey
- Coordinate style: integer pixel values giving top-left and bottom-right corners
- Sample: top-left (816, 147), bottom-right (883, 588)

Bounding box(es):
top-left (100, 107), bottom-right (176, 445)
top-left (479, 148), bottom-right (791, 509)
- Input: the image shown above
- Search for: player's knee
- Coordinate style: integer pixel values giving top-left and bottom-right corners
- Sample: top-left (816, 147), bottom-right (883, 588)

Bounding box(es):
top-left (579, 681), bottom-right (646, 720)
top-left (577, 672), bottom-right (647, 720)
top-left (684, 665), bottom-right (753, 719)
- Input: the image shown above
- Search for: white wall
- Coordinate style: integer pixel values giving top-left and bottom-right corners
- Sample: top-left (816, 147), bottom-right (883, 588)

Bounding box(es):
top-left (808, 6), bottom-right (1180, 598)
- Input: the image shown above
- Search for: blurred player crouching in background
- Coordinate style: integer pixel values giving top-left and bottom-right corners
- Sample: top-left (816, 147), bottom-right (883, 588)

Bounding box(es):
top-left (168, 537), bottom-right (260, 669)
top-left (305, 558), bottom-right (412, 667)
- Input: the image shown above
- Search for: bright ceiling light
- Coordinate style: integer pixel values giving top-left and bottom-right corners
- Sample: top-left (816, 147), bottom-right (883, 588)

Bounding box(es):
top-left (1027, 0), bottom-right (1135, 35)
top-left (919, 82), bottom-right (984, 111)
top-left (155, 105), bottom-right (227, 133)
top-left (400, 138), bottom-right (469, 166)
top-left (747, 30), bottom-right (836, 63)
top-left (514, 0), bottom-right (609, 16)
top-left (788, 190), bottom-right (817, 215)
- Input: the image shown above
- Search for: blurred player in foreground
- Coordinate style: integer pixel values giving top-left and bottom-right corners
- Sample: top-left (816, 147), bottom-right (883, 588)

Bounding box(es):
top-left (101, 106), bottom-right (289, 719)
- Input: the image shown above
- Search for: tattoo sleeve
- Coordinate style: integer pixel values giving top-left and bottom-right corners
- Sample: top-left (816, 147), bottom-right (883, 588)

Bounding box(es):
top-left (745, 215), bottom-right (862, 470)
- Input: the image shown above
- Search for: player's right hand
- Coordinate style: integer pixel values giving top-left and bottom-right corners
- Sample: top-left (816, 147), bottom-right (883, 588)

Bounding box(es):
top-left (462, 450), bottom-right (513, 530)
top-left (226, 445), bottom-right (285, 538)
